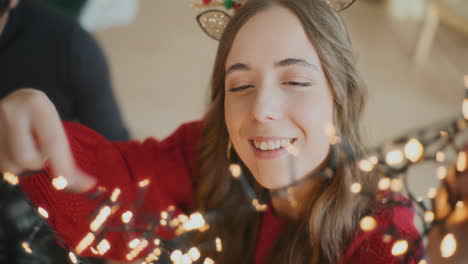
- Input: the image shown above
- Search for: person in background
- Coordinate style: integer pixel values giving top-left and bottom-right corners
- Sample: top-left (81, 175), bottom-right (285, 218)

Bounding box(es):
top-left (0, 0), bottom-right (130, 141)
top-left (0, 0), bottom-right (128, 263)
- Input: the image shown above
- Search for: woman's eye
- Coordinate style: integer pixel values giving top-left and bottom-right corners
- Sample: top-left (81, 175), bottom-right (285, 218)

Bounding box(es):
top-left (229, 84), bottom-right (254, 92)
top-left (284, 81), bottom-right (312, 87)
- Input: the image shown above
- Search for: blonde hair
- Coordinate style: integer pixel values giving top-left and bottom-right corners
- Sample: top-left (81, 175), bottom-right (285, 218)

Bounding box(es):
top-left (194, 0), bottom-right (376, 263)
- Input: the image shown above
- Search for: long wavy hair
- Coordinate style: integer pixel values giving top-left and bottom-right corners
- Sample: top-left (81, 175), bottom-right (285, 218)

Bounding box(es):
top-left (194, 0), bottom-right (377, 263)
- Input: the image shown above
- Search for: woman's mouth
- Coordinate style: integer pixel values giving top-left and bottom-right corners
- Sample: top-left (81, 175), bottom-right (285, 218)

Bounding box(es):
top-left (248, 137), bottom-right (297, 159)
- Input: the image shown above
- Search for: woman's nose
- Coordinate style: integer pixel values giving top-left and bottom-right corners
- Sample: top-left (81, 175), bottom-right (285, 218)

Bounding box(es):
top-left (250, 85), bottom-right (284, 123)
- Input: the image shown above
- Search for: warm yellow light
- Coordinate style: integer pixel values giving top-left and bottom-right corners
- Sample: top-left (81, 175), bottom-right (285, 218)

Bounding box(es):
top-left (3, 172), bottom-right (19, 185)
top-left (76, 232), bottom-right (95, 254)
top-left (391, 240), bottom-right (408, 256)
top-left (21, 241), bottom-right (32, 254)
top-left (228, 164), bottom-right (241, 178)
top-left (138, 178), bottom-right (150, 188)
top-left (126, 239), bottom-right (148, 261)
top-left (404, 138), bottom-right (424, 163)
top-left (252, 199), bottom-right (268, 211)
top-left (436, 151), bottom-right (446, 162)
top-left (68, 252), bottom-right (78, 264)
top-left (428, 188), bottom-right (437, 199)
top-left (215, 237), bottom-right (222, 252)
top-left (96, 239), bottom-right (110, 255)
top-left (183, 213), bottom-right (206, 231)
top-left (203, 258), bottom-right (215, 264)
top-left (170, 250), bottom-right (183, 262)
top-left (386, 150), bottom-right (404, 166)
top-left (378, 177), bottom-right (391, 190)
top-left (457, 151), bottom-right (467, 172)
top-left (359, 216), bottom-right (377, 231)
top-left (37, 207), bottom-right (49, 219)
top-left (110, 188), bottom-right (121, 202)
top-left (418, 260), bottom-right (428, 264)
top-left (456, 201), bottom-right (464, 208)
top-left (369, 155), bottom-right (379, 165)
top-left (424, 211), bottom-right (435, 223)
top-left (391, 178), bottom-right (404, 192)
top-left (188, 247), bottom-right (201, 261)
top-left (350, 182), bottom-right (362, 194)
top-left (154, 238), bottom-right (161, 245)
top-left (90, 206), bottom-right (111, 232)
top-left (161, 211), bottom-right (169, 219)
top-left (182, 254), bottom-right (193, 264)
top-left (121, 211), bottom-right (133, 224)
top-left (437, 166), bottom-right (447, 180)
top-left (129, 238), bottom-right (141, 249)
top-left (463, 99), bottom-right (468, 120)
top-left (441, 233), bottom-right (457, 258)
top-left (358, 159), bottom-right (374, 172)
top-left (284, 143), bottom-right (300, 157)
top-left (52, 176), bottom-right (68, 190)
top-left (160, 219), bottom-right (167, 226)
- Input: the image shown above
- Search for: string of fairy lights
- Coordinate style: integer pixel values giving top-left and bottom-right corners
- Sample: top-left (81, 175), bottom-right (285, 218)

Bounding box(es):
top-left (0, 75), bottom-right (467, 263)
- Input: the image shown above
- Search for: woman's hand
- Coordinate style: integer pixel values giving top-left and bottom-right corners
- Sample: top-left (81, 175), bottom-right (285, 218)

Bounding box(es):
top-left (0, 89), bottom-right (95, 192)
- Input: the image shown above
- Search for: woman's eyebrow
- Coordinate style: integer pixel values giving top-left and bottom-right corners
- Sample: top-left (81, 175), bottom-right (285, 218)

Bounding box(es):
top-left (275, 58), bottom-right (319, 71)
top-left (225, 63), bottom-right (251, 76)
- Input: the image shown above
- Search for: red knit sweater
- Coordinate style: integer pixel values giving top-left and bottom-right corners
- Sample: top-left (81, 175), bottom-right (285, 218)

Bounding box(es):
top-left (20, 121), bottom-right (423, 263)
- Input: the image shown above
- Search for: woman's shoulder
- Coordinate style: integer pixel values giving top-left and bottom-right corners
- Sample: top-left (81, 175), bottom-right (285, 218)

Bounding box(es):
top-left (342, 193), bottom-right (423, 264)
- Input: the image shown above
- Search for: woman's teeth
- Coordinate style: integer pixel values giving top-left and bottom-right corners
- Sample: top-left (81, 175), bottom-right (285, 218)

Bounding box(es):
top-left (253, 139), bottom-right (293, 151)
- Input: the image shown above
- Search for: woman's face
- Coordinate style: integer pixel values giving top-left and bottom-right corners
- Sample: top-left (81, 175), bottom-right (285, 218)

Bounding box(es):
top-left (224, 6), bottom-right (334, 189)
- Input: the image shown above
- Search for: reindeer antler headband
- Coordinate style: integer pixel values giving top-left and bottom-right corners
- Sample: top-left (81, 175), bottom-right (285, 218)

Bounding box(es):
top-left (193, 0), bottom-right (356, 40)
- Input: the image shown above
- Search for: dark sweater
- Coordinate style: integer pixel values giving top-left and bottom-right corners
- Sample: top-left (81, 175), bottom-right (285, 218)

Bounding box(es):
top-left (0, 0), bottom-right (130, 141)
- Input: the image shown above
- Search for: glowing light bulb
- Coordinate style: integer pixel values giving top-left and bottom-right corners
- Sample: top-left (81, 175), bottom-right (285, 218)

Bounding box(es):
top-left (457, 151), bottom-right (467, 172)
top-left (154, 238), bottom-right (161, 245)
top-left (284, 143), bottom-right (300, 156)
top-left (440, 233), bottom-right (457, 258)
top-left (456, 201), bottom-right (464, 208)
top-left (359, 216), bottom-right (377, 231)
top-left (436, 151), bottom-right (446, 162)
top-left (391, 178), bottom-right (404, 192)
top-left (121, 211), bottom-right (133, 224)
top-left (182, 254), bottom-right (192, 264)
top-left (96, 239), bottom-right (110, 255)
top-left (183, 213), bottom-right (206, 231)
top-left (228, 164), bottom-right (241, 178)
top-left (369, 155), bottom-right (379, 165)
top-left (378, 178), bottom-right (391, 190)
top-left (391, 240), bottom-right (408, 256)
top-left (215, 237), bottom-right (222, 252)
top-left (418, 260), bottom-right (428, 264)
top-left (68, 252), bottom-right (78, 264)
top-left (171, 250), bottom-right (183, 262)
top-left (37, 207), bottom-right (49, 219)
top-left (188, 247), bottom-right (201, 261)
top-left (21, 241), bottom-right (32, 254)
top-left (76, 232), bottom-right (95, 254)
top-left (350, 182), bottom-right (362, 194)
top-left (386, 150), bottom-right (404, 167)
top-left (110, 188), bottom-right (121, 202)
top-left (3, 172), bottom-right (19, 185)
top-left (404, 138), bottom-right (424, 163)
top-left (138, 178), bottom-right (150, 188)
top-left (358, 159), bottom-right (374, 172)
top-left (428, 188), bottom-right (437, 199)
top-left (424, 211), bottom-right (435, 223)
top-left (204, 258), bottom-right (215, 264)
top-left (129, 238), bottom-right (141, 249)
top-left (437, 166), bottom-right (447, 180)
top-left (52, 176), bottom-right (68, 190)
top-left (90, 206), bottom-right (111, 232)
top-left (464, 99), bottom-right (468, 120)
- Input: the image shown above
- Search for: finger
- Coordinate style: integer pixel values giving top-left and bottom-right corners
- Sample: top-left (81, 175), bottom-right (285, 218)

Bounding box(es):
top-left (30, 105), bottom-right (95, 192)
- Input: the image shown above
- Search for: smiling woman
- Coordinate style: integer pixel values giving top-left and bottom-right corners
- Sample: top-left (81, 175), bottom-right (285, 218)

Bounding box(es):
top-left (0, 0), bottom-right (423, 263)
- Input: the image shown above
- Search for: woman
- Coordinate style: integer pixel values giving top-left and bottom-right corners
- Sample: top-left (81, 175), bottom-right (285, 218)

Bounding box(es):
top-left (0, 0), bottom-right (422, 263)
